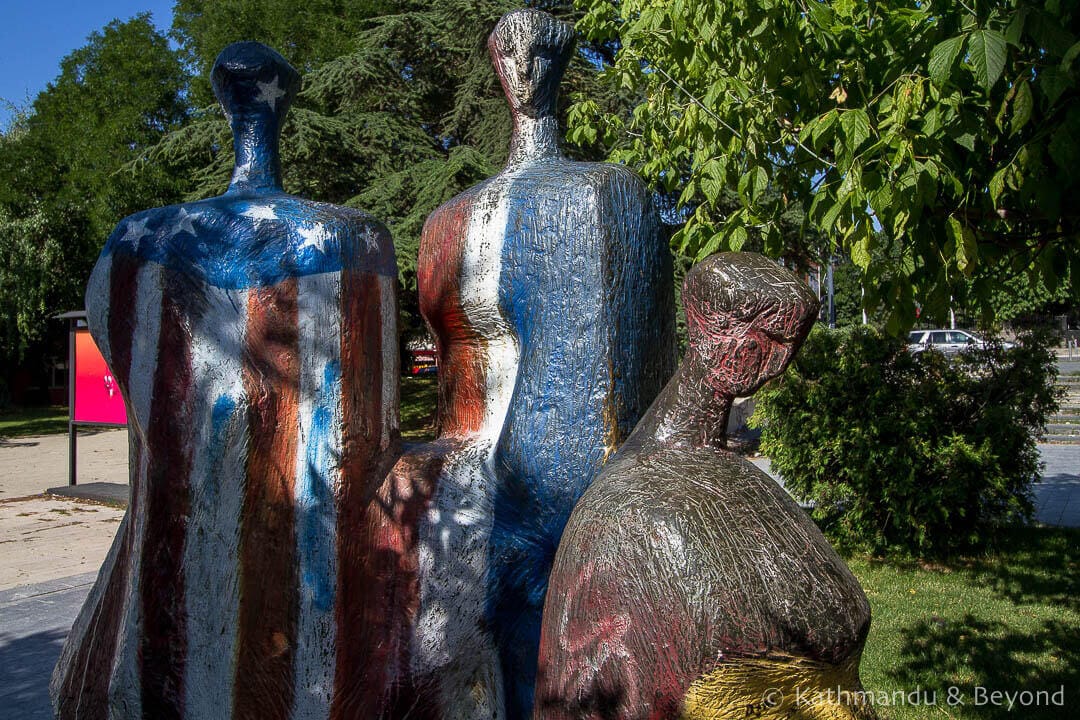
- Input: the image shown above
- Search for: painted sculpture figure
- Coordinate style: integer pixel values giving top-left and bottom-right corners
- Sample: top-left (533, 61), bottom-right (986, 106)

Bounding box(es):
top-left (413, 9), bottom-right (677, 719)
top-left (51, 42), bottom-right (399, 719)
top-left (534, 253), bottom-right (876, 719)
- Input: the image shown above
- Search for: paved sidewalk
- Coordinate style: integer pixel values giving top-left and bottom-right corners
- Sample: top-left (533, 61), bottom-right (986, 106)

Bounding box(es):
top-left (0, 496), bottom-right (123, 590)
top-left (0, 428), bottom-right (128, 500)
top-left (0, 573), bottom-right (98, 720)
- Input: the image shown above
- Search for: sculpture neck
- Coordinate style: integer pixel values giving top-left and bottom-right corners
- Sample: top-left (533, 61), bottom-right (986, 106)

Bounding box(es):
top-left (634, 356), bottom-right (733, 451)
top-left (227, 113), bottom-right (283, 194)
top-left (506, 112), bottom-right (561, 169)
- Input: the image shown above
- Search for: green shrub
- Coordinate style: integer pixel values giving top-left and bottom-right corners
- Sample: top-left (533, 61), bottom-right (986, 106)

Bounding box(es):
top-left (751, 326), bottom-right (1060, 558)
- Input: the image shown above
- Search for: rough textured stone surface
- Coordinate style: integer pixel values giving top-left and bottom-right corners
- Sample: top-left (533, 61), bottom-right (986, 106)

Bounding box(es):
top-left (409, 9), bottom-right (677, 719)
top-left (51, 42), bottom-right (399, 720)
top-left (535, 253), bottom-right (876, 720)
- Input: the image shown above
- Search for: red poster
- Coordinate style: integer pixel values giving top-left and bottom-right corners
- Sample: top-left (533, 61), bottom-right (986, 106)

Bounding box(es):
top-left (73, 328), bottom-right (127, 425)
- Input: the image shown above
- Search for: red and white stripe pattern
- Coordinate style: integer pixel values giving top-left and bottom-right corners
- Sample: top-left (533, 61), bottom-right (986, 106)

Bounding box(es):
top-left (405, 172), bottom-right (524, 718)
top-left (52, 253), bottom-right (399, 720)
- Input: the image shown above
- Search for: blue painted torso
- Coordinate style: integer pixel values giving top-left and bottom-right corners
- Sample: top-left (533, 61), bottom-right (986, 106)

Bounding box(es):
top-left (100, 193), bottom-right (396, 290)
top-left (486, 157), bottom-right (677, 717)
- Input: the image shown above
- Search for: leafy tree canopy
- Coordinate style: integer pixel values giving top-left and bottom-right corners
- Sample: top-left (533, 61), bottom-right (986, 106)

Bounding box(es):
top-left (155, 0), bottom-right (608, 339)
top-left (570, 0), bottom-right (1080, 332)
top-left (0, 15), bottom-right (189, 359)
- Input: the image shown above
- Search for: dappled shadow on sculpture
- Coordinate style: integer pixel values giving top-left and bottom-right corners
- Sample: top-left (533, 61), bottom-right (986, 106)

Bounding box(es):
top-left (51, 42), bottom-right (399, 719)
top-left (53, 10), bottom-right (877, 720)
top-left (408, 8), bottom-right (676, 719)
top-left (535, 253), bottom-right (876, 720)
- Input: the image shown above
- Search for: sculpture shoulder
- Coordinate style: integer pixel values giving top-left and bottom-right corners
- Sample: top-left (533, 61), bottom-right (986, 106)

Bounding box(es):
top-left (570, 447), bottom-right (779, 534)
top-left (101, 193), bottom-right (396, 290)
top-left (421, 178), bottom-right (497, 236)
top-left (507, 158), bottom-right (649, 196)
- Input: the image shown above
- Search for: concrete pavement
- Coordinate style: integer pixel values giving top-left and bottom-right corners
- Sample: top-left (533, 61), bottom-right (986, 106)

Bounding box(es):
top-left (0, 573), bottom-right (98, 719)
top-left (0, 428), bottom-right (128, 501)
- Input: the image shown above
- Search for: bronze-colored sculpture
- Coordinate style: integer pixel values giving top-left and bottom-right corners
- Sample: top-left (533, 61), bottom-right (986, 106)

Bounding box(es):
top-left (535, 253), bottom-right (875, 720)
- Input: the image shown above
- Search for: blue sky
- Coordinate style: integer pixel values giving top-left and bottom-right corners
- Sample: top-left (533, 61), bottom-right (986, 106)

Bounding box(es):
top-left (0, 0), bottom-right (175, 130)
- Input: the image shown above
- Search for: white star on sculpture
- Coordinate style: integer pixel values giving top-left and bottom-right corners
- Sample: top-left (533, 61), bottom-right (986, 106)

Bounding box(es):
top-left (297, 222), bottom-right (331, 254)
top-left (255, 76), bottom-right (287, 112)
top-left (120, 217), bottom-right (152, 251)
top-left (231, 163), bottom-right (251, 184)
top-left (171, 208), bottom-right (197, 237)
top-left (240, 203), bottom-right (278, 222)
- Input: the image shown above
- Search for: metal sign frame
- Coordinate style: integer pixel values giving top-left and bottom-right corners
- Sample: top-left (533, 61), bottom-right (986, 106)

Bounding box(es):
top-left (56, 311), bottom-right (127, 485)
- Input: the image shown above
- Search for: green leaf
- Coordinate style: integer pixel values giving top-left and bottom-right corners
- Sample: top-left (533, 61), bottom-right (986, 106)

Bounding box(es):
top-left (698, 231), bottom-right (724, 259)
top-left (822, 195), bottom-right (848, 231)
top-left (852, 231), bottom-right (873, 271)
top-left (1038, 67), bottom-right (1070, 106)
top-left (922, 106), bottom-right (943, 135)
top-left (929, 35), bottom-right (966, 86)
top-left (729, 225), bottom-right (748, 251)
top-left (808, 2), bottom-right (834, 29)
top-left (954, 132), bottom-right (976, 151)
top-left (838, 161), bottom-right (862, 203)
top-left (968, 29), bottom-right (1008, 89)
top-left (699, 157), bottom-right (725, 205)
top-left (811, 110), bottom-right (839, 149)
top-left (840, 109), bottom-right (871, 152)
top-left (989, 167), bottom-right (1008, 205)
top-left (1004, 8), bottom-right (1028, 46)
top-left (1063, 40), bottom-right (1080, 69)
top-left (751, 166), bottom-right (768, 199)
top-left (947, 216), bottom-right (978, 274)
top-left (1010, 79), bottom-right (1033, 135)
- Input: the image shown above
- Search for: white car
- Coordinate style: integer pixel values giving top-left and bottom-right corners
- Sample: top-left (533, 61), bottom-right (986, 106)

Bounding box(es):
top-left (906, 329), bottom-right (1013, 354)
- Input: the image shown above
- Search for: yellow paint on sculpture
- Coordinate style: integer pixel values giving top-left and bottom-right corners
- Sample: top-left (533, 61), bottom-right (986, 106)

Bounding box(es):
top-left (600, 353), bottom-right (623, 462)
top-left (680, 653), bottom-right (876, 719)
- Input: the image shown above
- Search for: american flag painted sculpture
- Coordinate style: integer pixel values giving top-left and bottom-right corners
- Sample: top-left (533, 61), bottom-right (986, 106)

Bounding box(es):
top-left (534, 253), bottom-right (876, 720)
top-left (410, 9), bottom-right (677, 720)
top-left (52, 12), bottom-right (873, 720)
top-left (50, 43), bottom-right (401, 720)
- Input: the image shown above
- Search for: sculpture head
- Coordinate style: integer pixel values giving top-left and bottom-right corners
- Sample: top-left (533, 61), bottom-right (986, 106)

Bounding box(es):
top-left (684, 252), bottom-right (819, 398)
top-left (488, 9), bottom-right (575, 119)
top-left (212, 42), bottom-right (300, 192)
top-left (212, 41), bottom-right (300, 128)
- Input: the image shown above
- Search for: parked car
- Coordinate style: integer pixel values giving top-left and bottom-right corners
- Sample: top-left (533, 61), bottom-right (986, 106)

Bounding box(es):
top-left (906, 329), bottom-right (1014, 354)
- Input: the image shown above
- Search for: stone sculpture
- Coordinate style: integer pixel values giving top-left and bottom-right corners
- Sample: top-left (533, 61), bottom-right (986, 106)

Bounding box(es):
top-left (410, 9), bottom-right (677, 719)
top-left (53, 12), bottom-right (875, 720)
top-left (51, 42), bottom-right (399, 719)
top-left (534, 253), bottom-right (875, 719)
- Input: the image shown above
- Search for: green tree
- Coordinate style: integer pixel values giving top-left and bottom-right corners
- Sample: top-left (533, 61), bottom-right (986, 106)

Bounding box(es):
top-left (156, 0), bottom-right (607, 340)
top-left (0, 15), bottom-right (189, 362)
top-left (752, 325), bottom-right (1059, 557)
top-left (570, 0), bottom-right (1080, 332)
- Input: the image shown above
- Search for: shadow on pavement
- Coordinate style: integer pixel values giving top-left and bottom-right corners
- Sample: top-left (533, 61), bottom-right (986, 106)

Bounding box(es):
top-left (0, 628), bottom-right (65, 719)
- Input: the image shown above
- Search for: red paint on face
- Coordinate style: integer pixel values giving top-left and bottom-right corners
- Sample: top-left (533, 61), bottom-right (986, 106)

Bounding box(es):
top-left (139, 286), bottom-right (195, 719)
top-left (235, 280), bottom-right (300, 720)
top-left (418, 197), bottom-right (487, 437)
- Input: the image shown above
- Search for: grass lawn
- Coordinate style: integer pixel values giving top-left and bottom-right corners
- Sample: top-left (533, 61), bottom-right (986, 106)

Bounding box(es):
top-left (851, 525), bottom-right (1079, 719)
top-left (401, 374), bottom-right (438, 441)
top-left (0, 405), bottom-right (68, 438)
